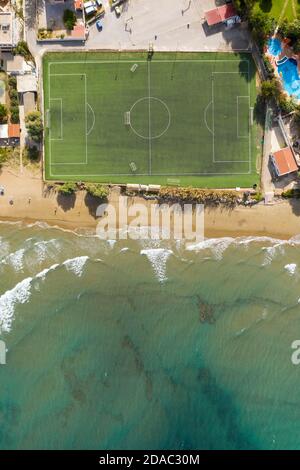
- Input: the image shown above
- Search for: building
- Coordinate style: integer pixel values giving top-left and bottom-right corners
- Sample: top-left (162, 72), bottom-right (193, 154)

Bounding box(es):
top-left (23, 92), bottom-right (36, 115)
top-left (270, 147), bottom-right (298, 177)
top-left (0, 11), bottom-right (15, 51)
top-left (205, 4), bottom-right (239, 27)
top-left (8, 124), bottom-right (20, 146)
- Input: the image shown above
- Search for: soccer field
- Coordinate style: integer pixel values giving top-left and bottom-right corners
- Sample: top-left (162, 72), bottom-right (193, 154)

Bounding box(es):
top-left (43, 52), bottom-right (259, 188)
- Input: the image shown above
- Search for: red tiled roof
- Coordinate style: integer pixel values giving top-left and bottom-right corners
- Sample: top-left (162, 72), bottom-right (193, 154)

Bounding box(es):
top-left (8, 124), bottom-right (20, 138)
top-left (71, 23), bottom-right (85, 39)
top-left (272, 147), bottom-right (298, 176)
top-left (74, 0), bottom-right (83, 10)
top-left (205, 4), bottom-right (237, 26)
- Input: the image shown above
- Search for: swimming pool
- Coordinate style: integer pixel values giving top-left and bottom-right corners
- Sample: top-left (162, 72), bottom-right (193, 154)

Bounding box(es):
top-left (268, 37), bottom-right (282, 57)
top-left (277, 58), bottom-right (300, 100)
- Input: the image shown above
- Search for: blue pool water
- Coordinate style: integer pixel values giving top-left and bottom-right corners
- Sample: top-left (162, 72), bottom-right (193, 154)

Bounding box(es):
top-left (268, 37), bottom-right (282, 57)
top-left (278, 58), bottom-right (300, 100)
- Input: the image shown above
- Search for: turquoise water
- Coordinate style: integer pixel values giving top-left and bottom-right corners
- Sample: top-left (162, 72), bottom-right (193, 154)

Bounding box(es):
top-left (278, 58), bottom-right (300, 100)
top-left (268, 38), bottom-right (300, 99)
top-left (268, 38), bottom-right (282, 57)
top-left (1, 223), bottom-right (300, 449)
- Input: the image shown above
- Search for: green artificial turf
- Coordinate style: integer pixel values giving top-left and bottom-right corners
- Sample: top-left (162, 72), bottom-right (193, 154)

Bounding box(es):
top-left (43, 51), bottom-right (259, 188)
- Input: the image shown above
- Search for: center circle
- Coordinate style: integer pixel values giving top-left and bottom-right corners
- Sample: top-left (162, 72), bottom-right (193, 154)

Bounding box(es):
top-left (129, 97), bottom-right (171, 140)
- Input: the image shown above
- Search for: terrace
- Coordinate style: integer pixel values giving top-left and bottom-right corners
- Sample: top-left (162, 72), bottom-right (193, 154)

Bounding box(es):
top-left (37, 0), bottom-right (86, 42)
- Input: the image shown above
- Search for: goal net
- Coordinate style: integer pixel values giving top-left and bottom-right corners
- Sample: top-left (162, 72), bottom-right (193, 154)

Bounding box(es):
top-left (45, 109), bottom-right (50, 128)
top-left (124, 111), bottom-right (131, 126)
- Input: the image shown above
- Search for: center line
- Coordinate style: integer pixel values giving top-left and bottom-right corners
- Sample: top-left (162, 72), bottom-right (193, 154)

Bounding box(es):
top-left (148, 60), bottom-right (152, 175)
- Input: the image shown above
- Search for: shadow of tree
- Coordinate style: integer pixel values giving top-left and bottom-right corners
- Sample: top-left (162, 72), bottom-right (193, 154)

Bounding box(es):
top-left (259, 0), bottom-right (273, 14)
top-left (253, 95), bottom-right (266, 127)
top-left (57, 192), bottom-right (76, 212)
top-left (84, 192), bottom-right (107, 218)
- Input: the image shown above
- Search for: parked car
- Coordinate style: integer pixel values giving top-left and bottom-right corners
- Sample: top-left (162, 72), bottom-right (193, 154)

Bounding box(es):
top-left (96, 20), bottom-right (103, 31)
top-left (115, 5), bottom-right (121, 16)
top-left (96, 0), bottom-right (102, 6)
top-left (85, 5), bottom-right (97, 15)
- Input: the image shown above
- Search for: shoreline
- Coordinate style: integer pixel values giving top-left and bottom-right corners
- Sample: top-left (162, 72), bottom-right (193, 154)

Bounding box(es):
top-left (1, 168), bottom-right (300, 240)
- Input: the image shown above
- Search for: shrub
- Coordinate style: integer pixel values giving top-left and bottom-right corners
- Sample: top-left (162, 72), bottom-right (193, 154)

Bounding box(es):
top-left (25, 111), bottom-right (43, 142)
top-left (57, 182), bottom-right (77, 195)
top-left (10, 106), bottom-right (19, 124)
top-left (13, 41), bottom-right (33, 63)
top-left (0, 104), bottom-right (8, 123)
top-left (253, 192), bottom-right (263, 202)
top-left (282, 189), bottom-right (300, 198)
top-left (85, 183), bottom-right (109, 200)
top-left (63, 9), bottom-right (77, 30)
top-left (8, 76), bottom-right (17, 89)
top-left (9, 88), bottom-right (18, 100)
top-left (23, 145), bottom-right (39, 162)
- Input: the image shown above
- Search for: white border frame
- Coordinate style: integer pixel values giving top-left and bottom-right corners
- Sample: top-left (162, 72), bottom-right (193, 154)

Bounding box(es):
top-left (46, 59), bottom-right (253, 178)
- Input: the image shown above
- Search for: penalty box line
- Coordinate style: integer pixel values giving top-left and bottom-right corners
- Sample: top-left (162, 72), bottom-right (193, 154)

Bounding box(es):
top-left (49, 98), bottom-right (63, 141)
top-left (211, 71), bottom-right (251, 169)
top-left (49, 73), bottom-right (88, 172)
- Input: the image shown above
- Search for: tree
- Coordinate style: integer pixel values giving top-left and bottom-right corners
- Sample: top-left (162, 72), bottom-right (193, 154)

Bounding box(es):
top-left (25, 111), bottom-right (43, 142)
top-left (57, 182), bottom-right (77, 195)
top-left (0, 104), bottom-right (8, 124)
top-left (63, 9), bottom-right (77, 30)
top-left (248, 9), bottom-right (275, 44)
top-left (85, 183), bottom-right (109, 200)
top-left (13, 41), bottom-right (33, 63)
top-left (260, 79), bottom-right (281, 100)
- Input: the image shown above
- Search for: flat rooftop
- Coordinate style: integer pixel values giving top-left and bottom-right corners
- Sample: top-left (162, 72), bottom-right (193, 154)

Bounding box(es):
top-left (0, 12), bottom-right (12, 46)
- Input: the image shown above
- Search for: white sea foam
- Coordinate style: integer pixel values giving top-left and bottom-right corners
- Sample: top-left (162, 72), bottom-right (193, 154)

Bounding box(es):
top-left (261, 243), bottom-right (285, 266)
top-left (36, 263), bottom-right (60, 280)
top-left (141, 248), bottom-right (173, 282)
top-left (0, 277), bottom-right (32, 333)
top-left (63, 256), bottom-right (89, 277)
top-left (186, 237), bottom-right (234, 260)
top-left (33, 239), bottom-right (61, 262)
top-left (4, 248), bottom-right (26, 272)
top-left (284, 263), bottom-right (297, 276)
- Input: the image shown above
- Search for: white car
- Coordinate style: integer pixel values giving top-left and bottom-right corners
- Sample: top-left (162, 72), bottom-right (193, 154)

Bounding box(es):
top-left (96, 0), bottom-right (102, 6)
top-left (115, 5), bottom-right (121, 16)
top-left (84, 1), bottom-right (96, 8)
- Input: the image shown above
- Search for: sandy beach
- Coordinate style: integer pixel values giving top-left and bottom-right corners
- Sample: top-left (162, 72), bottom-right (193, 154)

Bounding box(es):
top-left (1, 167), bottom-right (300, 239)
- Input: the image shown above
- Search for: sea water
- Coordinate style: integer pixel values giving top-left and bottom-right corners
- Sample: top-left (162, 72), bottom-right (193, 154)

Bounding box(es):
top-left (1, 222), bottom-right (300, 449)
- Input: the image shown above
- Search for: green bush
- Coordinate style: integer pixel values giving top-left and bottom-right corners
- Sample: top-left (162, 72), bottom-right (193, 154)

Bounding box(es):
top-left (23, 145), bottom-right (39, 162)
top-left (25, 111), bottom-right (43, 142)
top-left (13, 41), bottom-right (33, 63)
top-left (9, 88), bottom-right (18, 100)
top-left (8, 76), bottom-right (17, 89)
top-left (0, 104), bottom-right (8, 124)
top-left (253, 192), bottom-right (263, 202)
top-left (282, 189), bottom-right (300, 198)
top-left (10, 106), bottom-right (19, 124)
top-left (57, 182), bottom-right (77, 195)
top-left (63, 9), bottom-right (77, 30)
top-left (85, 183), bottom-right (109, 200)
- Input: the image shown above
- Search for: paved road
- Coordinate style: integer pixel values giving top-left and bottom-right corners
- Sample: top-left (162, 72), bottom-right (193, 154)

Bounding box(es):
top-left (24, 0), bottom-right (251, 65)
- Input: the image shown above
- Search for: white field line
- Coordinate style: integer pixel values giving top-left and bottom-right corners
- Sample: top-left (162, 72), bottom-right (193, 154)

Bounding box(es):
top-left (49, 98), bottom-right (63, 141)
top-left (204, 101), bottom-right (214, 135)
top-left (237, 96), bottom-right (250, 139)
top-left (48, 59), bottom-right (252, 178)
top-left (211, 71), bottom-right (251, 164)
top-left (49, 74), bottom-right (88, 171)
top-left (148, 60), bottom-right (152, 175)
top-left (86, 103), bottom-right (96, 136)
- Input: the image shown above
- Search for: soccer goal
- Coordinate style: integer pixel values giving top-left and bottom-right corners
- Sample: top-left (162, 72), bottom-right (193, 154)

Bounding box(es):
top-left (124, 111), bottom-right (131, 126)
top-left (45, 109), bottom-right (50, 128)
